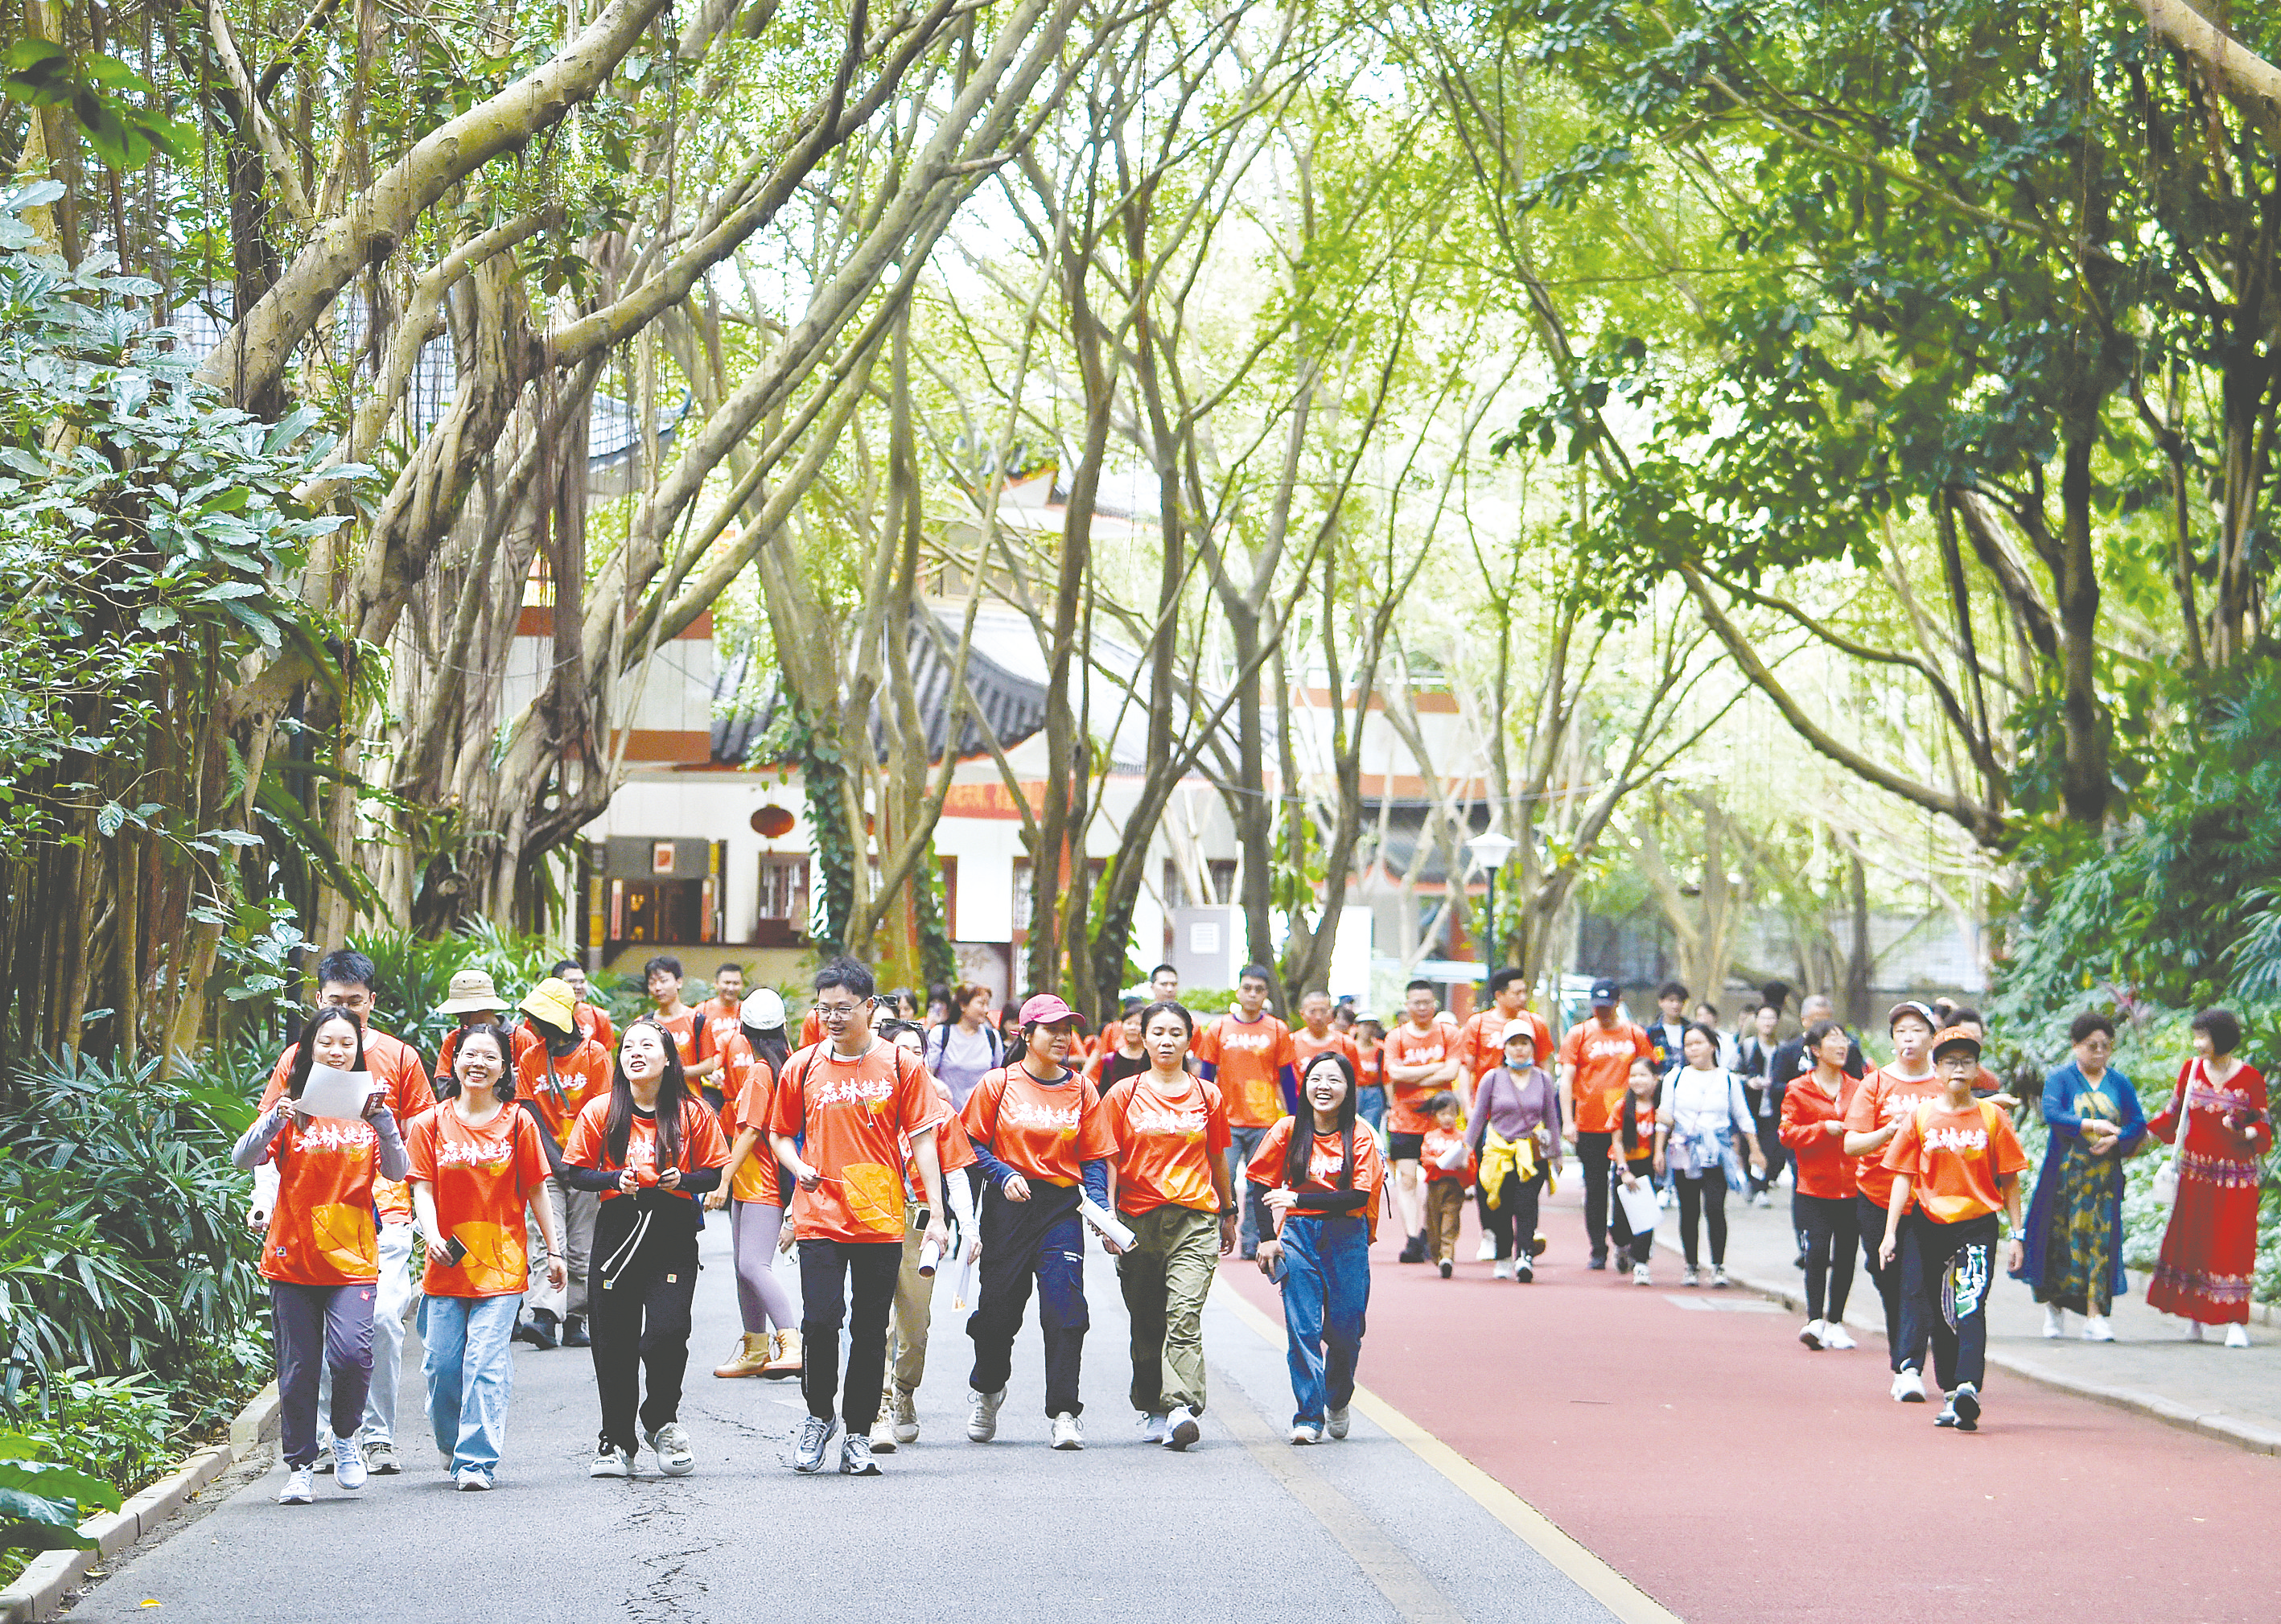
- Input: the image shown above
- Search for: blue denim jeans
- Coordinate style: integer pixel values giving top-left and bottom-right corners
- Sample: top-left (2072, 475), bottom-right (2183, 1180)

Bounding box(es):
top-left (1278, 1215), bottom-right (1370, 1426)
top-left (420, 1293), bottom-right (521, 1482)
top-left (1228, 1125), bottom-right (1270, 1252)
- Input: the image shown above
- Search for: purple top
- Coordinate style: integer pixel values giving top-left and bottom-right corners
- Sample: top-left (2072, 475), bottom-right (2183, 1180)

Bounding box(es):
top-left (1465, 1065), bottom-right (1559, 1153)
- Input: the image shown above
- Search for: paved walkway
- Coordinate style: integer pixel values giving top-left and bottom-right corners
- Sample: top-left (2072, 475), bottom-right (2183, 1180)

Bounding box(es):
top-left (68, 1223), bottom-right (1639, 1624)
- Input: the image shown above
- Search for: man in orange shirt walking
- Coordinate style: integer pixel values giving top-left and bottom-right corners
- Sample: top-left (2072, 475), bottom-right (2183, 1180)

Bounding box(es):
top-left (1558, 978), bottom-right (1653, 1271)
top-left (1194, 966), bottom-right (1300, 1260)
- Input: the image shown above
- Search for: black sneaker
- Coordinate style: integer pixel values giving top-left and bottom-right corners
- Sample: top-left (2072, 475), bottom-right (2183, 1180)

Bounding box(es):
top-left (1587, 1252), bottom-right (1608, 1272)
top-left (516, 1309), bottom-right (559, 1351)
top-left (1514, 1262), bottom-right (1534, 1283)
top-left (1398, 1235), bottom-right (1427, 1264)
top-left (1950, 1383), bottom-right (1980, 1433)
top-left (562, 1316), bottom-right (590, 1348)
top-left (1612, 1245), bottom-right (1631, 1271)
top-left (1438, 1260), bottom-right (1453, 1278)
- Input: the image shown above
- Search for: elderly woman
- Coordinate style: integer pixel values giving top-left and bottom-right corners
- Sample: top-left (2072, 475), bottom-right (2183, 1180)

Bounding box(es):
top-left (2014, 1012), bottom-right (2147, 1343)
top-left (1464, 1021), bottom-right (1561, 1281)
top-left (2146, 1008), bottom-right (2273, 1348)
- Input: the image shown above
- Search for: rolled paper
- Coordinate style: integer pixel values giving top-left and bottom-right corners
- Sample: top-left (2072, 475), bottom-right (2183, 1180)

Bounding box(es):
top-left (1078, 1195), bottom-right (1138, 1252)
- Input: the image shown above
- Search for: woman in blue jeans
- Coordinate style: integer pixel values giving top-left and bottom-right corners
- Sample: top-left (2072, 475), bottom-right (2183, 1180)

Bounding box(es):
top-left (406, 1024), bottom-right (565, 1489)
top-left (1250, 1052), bottom-right (1387, 1444)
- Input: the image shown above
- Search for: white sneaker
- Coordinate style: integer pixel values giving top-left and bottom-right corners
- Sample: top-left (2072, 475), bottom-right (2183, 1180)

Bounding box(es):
top-left (278, 1465), bottom-right (315, 1504)
top-left (589, 1438), bottom-right (634, 1478)
top-left (1138, 1412), bottom-right (1167, 1444)
top-left (840, 1433), bottom-right (882, 1476)
top-left (1326, 1406), bottom-right (1350, 1440)
top-left (330, 1433), bottom-right (367, 1490)
top-left (1751, 1191), bottom-right (1772, 1208)
top-left (1632, 1263), bottom-right (1652, 1286)
top-left (1711, 1265), bottom-right (1730, 1289)
top-left (869, 1416), bottom-right (897, 1453)
top-left (2225, 1324), bottom-right (2250, 1349)
top-left (453, 1469), bottom-right (492, 1491)
top-left (792, 1415), bottom-right (838, 1474)
top-left (2187, 1321), bottom-right (2205, 1342)
top-left (1823, 1323), bottom-right (1857, 1351)
top-left (1164, 1404), bottom-right (1200, 1451)
top-left (1800, 1319), bottom-right (1826, 1350)
top-left (1049, 1412), bottom-right (1084, 1450)
top-left (1892, 1367), bottom-right (1926, 1403)
top-left (966, 1388), bottom-right (1005, 1442)
top-left (1681, 1265), bottom-right (1700, 1287)
top-left (890, 1388), bottom-right (920, 1444)
top-left (1476, 1234), bottom-right (1498, 1261)
top-left (1288, 1421), bottom-right (1324, 1445)
top-left (1493, 1259), bottom-right (1513, 1280)
top-left (646, 1422), bottom-right (694, 1477)
top-left (2081, 1314), bottom-right (2114, 1342)
top-left (2043, 1305), bottom-right (2065, 1338)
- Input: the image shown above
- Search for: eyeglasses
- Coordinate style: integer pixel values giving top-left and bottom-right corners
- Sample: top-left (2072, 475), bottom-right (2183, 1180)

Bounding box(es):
top-left (815, 1001), bottom-right (860, 1022)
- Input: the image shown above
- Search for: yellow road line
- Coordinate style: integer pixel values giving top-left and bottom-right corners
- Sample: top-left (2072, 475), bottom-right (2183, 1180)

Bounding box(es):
top-left (1212, 1277), bottom-right (1682, 1624)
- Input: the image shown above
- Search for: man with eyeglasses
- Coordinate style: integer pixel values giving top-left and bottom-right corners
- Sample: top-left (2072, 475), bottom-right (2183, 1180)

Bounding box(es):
top-left (769, 956), bottom-right (950, 1476)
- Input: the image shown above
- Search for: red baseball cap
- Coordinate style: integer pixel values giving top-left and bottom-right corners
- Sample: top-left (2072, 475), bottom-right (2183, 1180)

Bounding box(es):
top-left (1018, 993), bottom-right (1081, 1028)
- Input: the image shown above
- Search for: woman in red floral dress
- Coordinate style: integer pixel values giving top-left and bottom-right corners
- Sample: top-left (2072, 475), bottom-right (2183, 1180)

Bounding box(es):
top-left (2146, 1009), bottom-right (2273, 1347)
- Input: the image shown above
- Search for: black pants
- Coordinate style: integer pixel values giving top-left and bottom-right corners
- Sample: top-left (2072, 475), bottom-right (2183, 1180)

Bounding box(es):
top-left (1576, 1131), bottom-right (1613, 1260)
top-left (1608, 1157), bottom-right (1655, 1261)
top-left (272, 1280), bottom-right (376, 1468)
top-left (1749, 1092), bottom-right (1784, 1192)
top-left (967, 1181), bottom-right (1088, 1416)
top-left (588, 1198), bottom-right (700, 1452)
top-left (1898, 1211), bottom-right (1999, 1392)
top-left (1793, 1192), bottom-right (1858, 1321)
top-left (1476, 1166), bottom-right (1546, 1260)
top-left (1673, 1170), bottom-right (1730, 1267)
top-left (1855, 1193), bottom-right (1902, 1369)
top-left (797, 1238), bottom-right (901, 1429)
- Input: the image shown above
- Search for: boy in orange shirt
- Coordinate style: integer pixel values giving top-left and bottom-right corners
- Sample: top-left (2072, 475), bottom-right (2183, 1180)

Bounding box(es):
top-left (1877, 1026), bottom-right (2028, 1433)
top-left (1384, 979), bottom-right (1463, 1263)
top-left (1843, 1001), bottom-right (1946, 1398)
top-left (1193, 965), bottom-right (1299, 1260)
top-left (1420, 1092), bottom-right (1474, 1278)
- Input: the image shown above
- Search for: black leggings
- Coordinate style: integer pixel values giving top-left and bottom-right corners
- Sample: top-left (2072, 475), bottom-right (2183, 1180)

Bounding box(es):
top-left (1576, 1131), bottom-right (1613, 1259)
top-left (1673, 1170), bottom-right (1729, 1267)
top-left (1855, 1193), bottom-right (1902, 1368)
top-left (1476, 1166), bottom-right (1546, 1261)
top-left (587, 1198), bottom-right (700, 1452)
top-left (1793, 1192), bottom-right (1857, 1321)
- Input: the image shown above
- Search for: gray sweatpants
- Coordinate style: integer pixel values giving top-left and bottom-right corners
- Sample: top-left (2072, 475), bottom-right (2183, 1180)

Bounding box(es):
top-left (274, 1280), bottom-right (377, 1468)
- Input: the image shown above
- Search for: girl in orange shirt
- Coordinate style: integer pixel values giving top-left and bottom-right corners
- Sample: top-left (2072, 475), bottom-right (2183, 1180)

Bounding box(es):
top-left (231, 1007), bottom-right (411, 1505)
top-left (704, 992), bottom-right (801, 1381)
top-left (1250, 1050), bottom-right (1386, 1445)
top-left (406, 1024), bottom-right (562, 1490)
top-left (1780, 1020), bottom-right (1861, 1351)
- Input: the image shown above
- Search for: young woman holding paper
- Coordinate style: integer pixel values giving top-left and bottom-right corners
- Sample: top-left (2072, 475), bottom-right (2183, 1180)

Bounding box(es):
top-left (1250, 1051), bottom-right (1386, 1445)
top-left (1101, 1001), bottom-right (1234, 1451)
top-left (406, 1024), bottom-right (564, 1489)
top-left (1780, 1020), bottom-right (1862, 1351)
top-left (957, 993), bottom-right (1117, 1451)
top-left (561, 1018), bottom-right (730, 1478)
top-left (232, 1006), bottom-right (411, 1505)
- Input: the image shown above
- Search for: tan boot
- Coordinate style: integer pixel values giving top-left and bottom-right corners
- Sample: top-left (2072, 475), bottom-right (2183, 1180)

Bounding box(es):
top-left (713, 1332), bottom-right (771, 1379)
top-left (762, 1326), bottom-right (804, 1378)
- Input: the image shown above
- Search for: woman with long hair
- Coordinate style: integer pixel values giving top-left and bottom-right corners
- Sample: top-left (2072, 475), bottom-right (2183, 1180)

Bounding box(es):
top-left (232, 1006), bottom-right (410, 1505)
top-left (406, 1024), bottom-right (562, 1490)
top-left (1102, 1001), bottom-right (1234, 1451)
top-left (706, 990), bottom-right (803, 1380)
top-left (562, 1017), bottom-right (731, 1478)
top-left (1609, 1058), bottom-right (1661, 1285)
top-left (2146, 1008), bottom-right (2272, 1346)
top-left (1250, 1051), bottom-right (1386, 1445)
top-left (1781, 1019), bottom-right (1861, 1350)
top-left (1653, 1022), bottom-right (1762, 1287)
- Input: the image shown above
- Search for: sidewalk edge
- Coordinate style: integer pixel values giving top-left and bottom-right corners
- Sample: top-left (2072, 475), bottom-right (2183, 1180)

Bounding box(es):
top-left (1212, 1277), bottom-right (1684, 1624)
top-left (1723, 1266), bottom-right (2281, 1457)
top-left (0, 1382), bottom-right (279, 1624)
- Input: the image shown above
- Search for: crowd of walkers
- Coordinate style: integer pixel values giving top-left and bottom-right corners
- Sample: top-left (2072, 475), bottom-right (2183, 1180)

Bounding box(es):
top-left (237, 948), bottom-right (2271, 1499)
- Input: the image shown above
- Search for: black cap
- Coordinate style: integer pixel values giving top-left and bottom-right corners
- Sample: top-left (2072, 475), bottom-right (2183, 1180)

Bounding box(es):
top-left (1589, 977), bottom-right (1620, 1005)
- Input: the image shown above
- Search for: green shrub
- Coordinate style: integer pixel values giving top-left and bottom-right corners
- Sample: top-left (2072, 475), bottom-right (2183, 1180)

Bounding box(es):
top-left (0, 1429), bottom-right (122, 1589)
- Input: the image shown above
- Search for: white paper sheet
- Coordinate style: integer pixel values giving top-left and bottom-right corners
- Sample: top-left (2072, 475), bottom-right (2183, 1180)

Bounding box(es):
top-left (298, 1064), bottom-right (381, 1121)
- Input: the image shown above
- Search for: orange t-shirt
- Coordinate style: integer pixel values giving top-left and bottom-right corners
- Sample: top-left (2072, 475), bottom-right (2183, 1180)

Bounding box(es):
top-left (256, 1114), bottom-right (387, 1286)
top-left (1779, 1071), bottom-right (1861, 1200)
top-left (405, 1104), bottom-right (552, 1296)
top-left (1383, 1019), bottom-right (1459, 1136)
top-left (1243, 1116), bottom-right (1387, 1239)
top-left (1456, 1008), bottom-right (1552, 1085)
top-left (901, 1094), bottom-right (976, 1193)
top-left (1292, 1027), bottom-right (1361, 1080)
top-left (697, 997), bottom-right (742, 1066)
top-left (718, 1034), bottom-right (782, 1204)
top-left (575, 1001), bottom-right (617, 1055)
top-left (1880, 1098), bottom-right (2028, 1223)
top-left (1846, 1066), bottom-right (1946, 1209)
top-left (799, 1008), bottom-right (826, 1048)
top-left (264, 1031), bottom-right (434, 1224)
top-left (513, 1036), bottom-right (613, 1148)
top-left (960, 1065), bottom-right (1118, 1185)
top-left (1356, 1037), bottom-right (1385, 1090)
top-left (1558, 1020), bottom-right (1654, 1135)
top-left (562, 1093), bottom-right (730, 1206)
top-left (652, 1008), bottom-right (702, 1071)
top-left (1103, 1073), bottom-right (1232, 1216)
top-left (1194, 1013), bottom-right (1298, 1129)
top-left (1422, 1124), bottom-right (1474, 1183)
top-left (768, 1041), bottom-right (940, 1244)
top-left (1613, 1103), bottom-right (1660, 1166)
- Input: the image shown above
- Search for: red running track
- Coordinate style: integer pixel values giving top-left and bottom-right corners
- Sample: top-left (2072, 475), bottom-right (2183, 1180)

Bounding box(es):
top-left (1223, 1184), bottom-right (2281, 1623)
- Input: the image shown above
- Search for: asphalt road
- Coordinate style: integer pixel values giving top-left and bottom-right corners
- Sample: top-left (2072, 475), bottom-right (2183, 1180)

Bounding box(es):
top-left (71, 1221), bottom-right (1634, 1624)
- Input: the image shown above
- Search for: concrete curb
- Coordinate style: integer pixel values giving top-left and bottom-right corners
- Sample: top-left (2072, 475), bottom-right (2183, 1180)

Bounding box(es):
top-left (1724, 1266), bottom-right (2281, 1457)
top-left (0, 1383), bottom-right (278, 1624)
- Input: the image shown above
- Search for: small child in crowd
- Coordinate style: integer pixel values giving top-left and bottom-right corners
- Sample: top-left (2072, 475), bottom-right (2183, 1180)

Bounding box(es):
top-left (1421, 1092), bottom-right (1473, 1279)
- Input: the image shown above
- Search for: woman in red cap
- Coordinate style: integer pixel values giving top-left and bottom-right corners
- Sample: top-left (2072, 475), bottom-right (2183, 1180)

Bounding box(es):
top-left (958, 993), bottom-right (1116, 1450)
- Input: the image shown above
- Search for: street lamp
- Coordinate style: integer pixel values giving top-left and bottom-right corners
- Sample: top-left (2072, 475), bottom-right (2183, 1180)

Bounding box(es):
top-left (1464, 830), bottom-right (1518, 993)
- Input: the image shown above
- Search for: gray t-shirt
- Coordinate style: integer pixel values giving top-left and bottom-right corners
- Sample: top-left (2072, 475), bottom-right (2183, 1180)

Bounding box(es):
top-left (933, 1023), bottom-right (1002, 1109)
